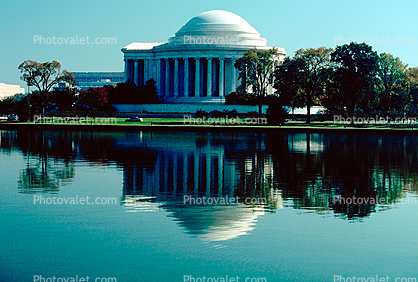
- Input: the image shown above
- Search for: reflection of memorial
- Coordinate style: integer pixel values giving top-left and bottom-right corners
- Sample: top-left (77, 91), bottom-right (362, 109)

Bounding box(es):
top-left (120, 132), bottom-right (282, 241)
top-left (287, 133), bottom-right (328, 154)
top-left (120, 132), bottom-right (281, 203)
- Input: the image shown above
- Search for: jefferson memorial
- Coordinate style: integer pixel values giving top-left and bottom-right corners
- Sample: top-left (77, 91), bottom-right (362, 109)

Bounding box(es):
top-left (122, 10), bottom-right (286, 103)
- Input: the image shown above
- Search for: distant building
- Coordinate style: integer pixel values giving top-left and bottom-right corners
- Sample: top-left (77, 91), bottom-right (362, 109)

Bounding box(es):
top-left (0, 83), bottom-right (25, 100)
top-left (72, 72), bottom-right (125, 90)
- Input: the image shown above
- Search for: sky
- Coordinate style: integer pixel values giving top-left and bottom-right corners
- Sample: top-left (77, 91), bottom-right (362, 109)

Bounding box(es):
top-left (1, 0), bottom-right (417, 88)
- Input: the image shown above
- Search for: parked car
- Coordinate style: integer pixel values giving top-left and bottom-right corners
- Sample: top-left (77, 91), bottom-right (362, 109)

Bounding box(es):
top-left (125, 116), bottom-right (143, 122)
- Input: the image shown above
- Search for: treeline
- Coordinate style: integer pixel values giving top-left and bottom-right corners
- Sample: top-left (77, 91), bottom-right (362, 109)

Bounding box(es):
top-left (0, 79), bottom-right (159, 121)
top-left (227, 42), bottom-right (418, 123)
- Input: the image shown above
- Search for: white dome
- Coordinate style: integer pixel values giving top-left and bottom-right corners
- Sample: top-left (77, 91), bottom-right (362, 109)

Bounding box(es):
top-left (168, 10), bottom-right (267, 47)
top-left (177, 10), bottom-right (259, 36)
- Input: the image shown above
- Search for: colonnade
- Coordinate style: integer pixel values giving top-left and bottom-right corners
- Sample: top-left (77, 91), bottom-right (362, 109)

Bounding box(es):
top-left (125, 57), bottom-right (239, 100)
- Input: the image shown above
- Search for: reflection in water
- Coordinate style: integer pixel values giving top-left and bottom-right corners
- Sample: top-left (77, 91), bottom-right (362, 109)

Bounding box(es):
top-left (18, 156), bottom-right (75, 194)
top-left (1, 130), bottom-right (418, 241)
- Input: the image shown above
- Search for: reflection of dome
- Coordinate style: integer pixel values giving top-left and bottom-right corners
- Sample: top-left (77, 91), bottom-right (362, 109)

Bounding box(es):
top-left (167, 204), bottom-right (265, 241)
top-left (122, 196), bottom-right (265, 241)
top-left (122, 195), bottom-right (163, 212)
top-left (169, 10), bottom-right (267, 47)
top-left (197, 206), bottom-right (264, 241)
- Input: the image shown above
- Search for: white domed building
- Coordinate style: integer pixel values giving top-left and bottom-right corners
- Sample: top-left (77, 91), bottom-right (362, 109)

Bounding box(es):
top-left (122, 10), bottom-right (286, 103)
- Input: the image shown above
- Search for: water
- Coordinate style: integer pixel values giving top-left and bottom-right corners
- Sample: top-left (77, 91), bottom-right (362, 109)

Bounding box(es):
top-left (0, 130), bottom-right (417, 282)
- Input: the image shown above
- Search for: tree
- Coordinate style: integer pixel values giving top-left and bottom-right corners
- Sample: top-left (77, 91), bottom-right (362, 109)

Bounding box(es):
top-left (274, 47), bottom-right (333, 123)
top-left (406, 67), bottom-right (418, 115)
top-left (375, 53), bottom-right (408, 115)
top-left (78, 87), bottom-right (109, 118)
top-left (106, 79), bottom-right (159, 104)
top-left (330, 43), bottom-right (379, 118)
top-left (266, 96), bottom-right (288, 125)
top-left (18, 60), bottom-right (75, 116)
top-left (49, 88), bottom-right (78, 115)
top-left (273, 57), bottom-right (305, 116)
top-left (235, 48), bottom-right (279, 115)
top-left (0, 94), bottom-right (31, 121)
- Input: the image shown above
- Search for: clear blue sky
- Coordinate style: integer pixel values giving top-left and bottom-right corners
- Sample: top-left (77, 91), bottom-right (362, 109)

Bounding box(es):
top-left (1, 0), bottom-right (417, 88)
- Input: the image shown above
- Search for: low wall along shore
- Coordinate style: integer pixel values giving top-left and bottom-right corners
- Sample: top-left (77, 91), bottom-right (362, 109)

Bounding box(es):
top-left (111, 104), bottom-right (268, 116)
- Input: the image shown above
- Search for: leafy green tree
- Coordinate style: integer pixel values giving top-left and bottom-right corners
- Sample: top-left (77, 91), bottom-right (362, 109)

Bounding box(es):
top-left (18, 60), bottom-right (75, 116)
top-left (330, 43), bottom-right (379, 118)
top-left (235, 48), bottom-right (279, 115)
top-left (375, 53), bottom-right (408, 115)
top-left (273, 57), bottom-right (305, 115)
top-left (274, 47), bottom-right (333, 123)
top-left (406, 67), bottom-right (418, 115)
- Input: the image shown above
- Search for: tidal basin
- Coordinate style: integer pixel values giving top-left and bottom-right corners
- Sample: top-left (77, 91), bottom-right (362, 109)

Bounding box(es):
top-left (0, 130), bottom-right (417, 282)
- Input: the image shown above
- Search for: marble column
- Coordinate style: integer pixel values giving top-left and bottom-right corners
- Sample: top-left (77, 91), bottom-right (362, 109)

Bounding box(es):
top-left (144, 59), bottom-right (149, 83)
top-left (219, 58), bottom-right (224, 97)
top-left (207, 58), bottom-right (212, 97)
top-left (134, 60), bottom-right (139, 86)
top-left (124, 59), bottom-right (129, 82)
top-left (184, 58), bottom-right (189, 97)
top-left (156, 59), bottom-right (161, 97)
top-left (231, 59), bottom-right (237, 92)
top-left (129, 60), bottom-right (134, 81)
top-left (174, 58), bottom-right (179, 97)
top-left (195, 58), bottom-right (200, 97)
top-left (165, 59), bottom-right (170, 97)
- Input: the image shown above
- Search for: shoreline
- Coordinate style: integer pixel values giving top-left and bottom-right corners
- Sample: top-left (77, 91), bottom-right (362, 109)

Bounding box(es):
top-left (1, 122), bottom-right (418, 135)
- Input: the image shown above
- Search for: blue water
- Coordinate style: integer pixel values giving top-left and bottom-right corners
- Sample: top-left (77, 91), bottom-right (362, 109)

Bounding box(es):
top-left (0, 130), bottom-right (417, 282)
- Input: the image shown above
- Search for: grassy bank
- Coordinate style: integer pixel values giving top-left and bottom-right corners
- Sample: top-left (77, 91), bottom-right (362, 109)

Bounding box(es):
top-left (1, 117), bottom-right (418, 135)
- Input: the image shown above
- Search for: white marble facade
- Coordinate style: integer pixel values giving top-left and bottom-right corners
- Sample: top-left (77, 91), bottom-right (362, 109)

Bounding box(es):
top-left (121, 10), bottom-right (286, 103)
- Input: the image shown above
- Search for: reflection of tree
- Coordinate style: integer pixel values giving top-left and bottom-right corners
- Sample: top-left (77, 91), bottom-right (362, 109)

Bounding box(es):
top-left (16, 130), bottom-right (76, 194)
top-left (265, 133), bottom-right (417, 219)
top-left (1, 130), bottom-right (158, 194)
top-left (19, 156), bottom-right (60, 194)
top-left (222, 133), bottom-right (283, 210)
